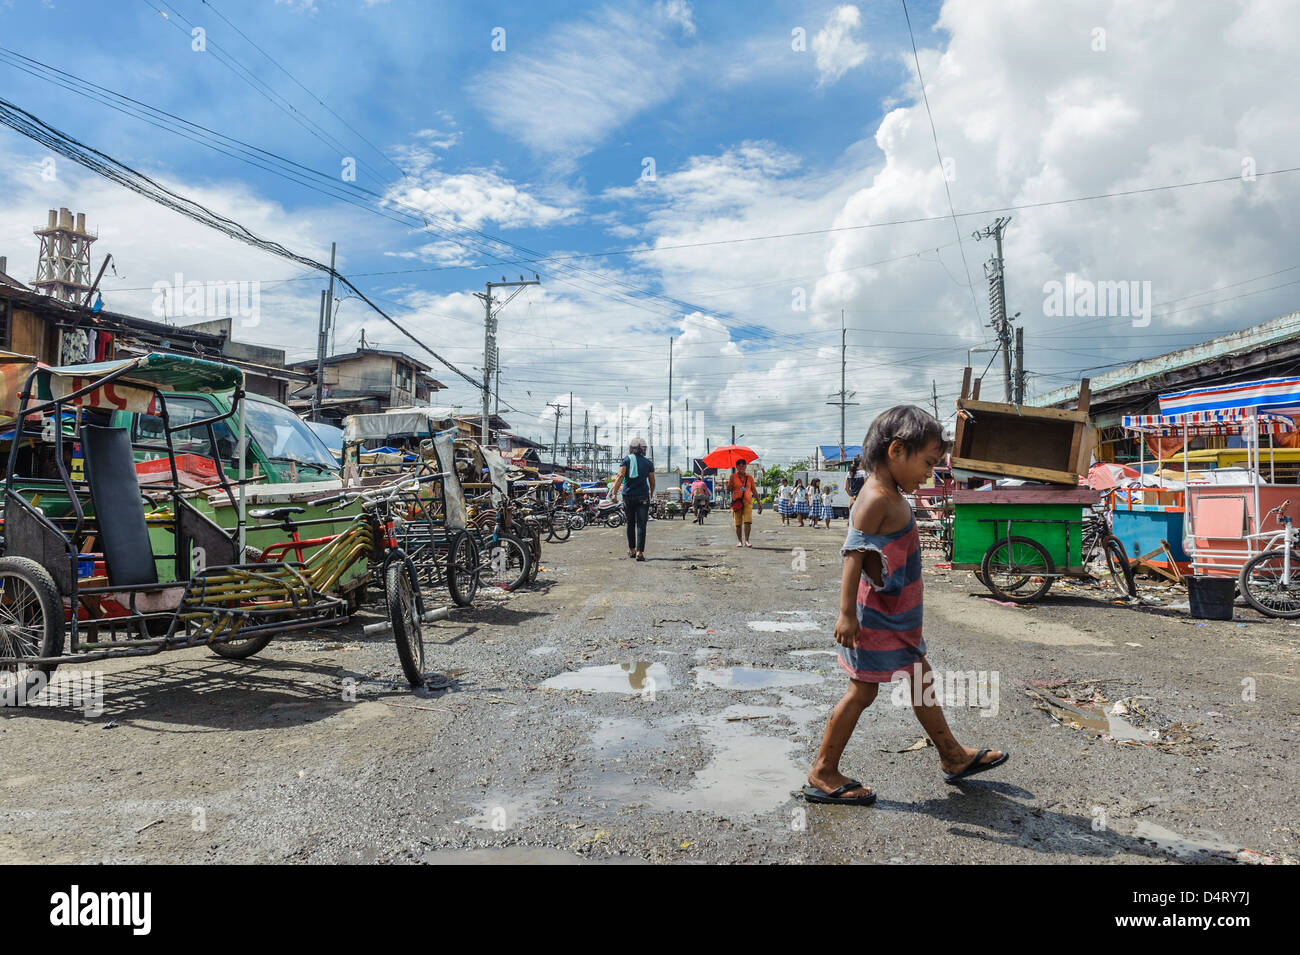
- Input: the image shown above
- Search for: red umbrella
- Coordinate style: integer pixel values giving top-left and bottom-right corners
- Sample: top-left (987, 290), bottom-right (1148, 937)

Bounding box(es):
top-left (701, 444), bottom-right (758, 469)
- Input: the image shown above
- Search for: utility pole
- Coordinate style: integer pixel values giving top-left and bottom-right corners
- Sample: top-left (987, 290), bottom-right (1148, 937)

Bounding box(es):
top-left (474, 276), bottom-right (539, 444)
top-left (649, 406), bottom-right (654, 461)
top-left (583, 409), bottom-right (590, 476)
top-left (567, 392), bottom-right (573, 465)
top-left (667, 337), bottom-right (673, 472)
top-left (1014, 326), bottom-right (1026, 404)
top-left (974, 217), bottom-right (1013, 402)
top-left (685, 398), bottom-right (690, 473)
top-left (826, 309), bottom-right (858, 463)
top-left (313, 241), bottom-right (335, 422)
top-left (312, 289), bottom-right (327, 421)
top-left (731, 425), bottom-right (736, 445)
top-left (931, 379), bottom-right (939, 418)
top-left (547, 402), bottom-right (564, 468)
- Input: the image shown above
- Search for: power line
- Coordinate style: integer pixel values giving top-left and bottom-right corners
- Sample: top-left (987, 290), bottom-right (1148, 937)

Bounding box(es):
top-left (900, 0), bottom-right (982, 327)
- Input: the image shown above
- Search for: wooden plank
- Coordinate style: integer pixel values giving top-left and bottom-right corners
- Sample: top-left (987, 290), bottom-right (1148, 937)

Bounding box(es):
top-left (971, 377), bottom-right (981, 400)
top-left (953, 486), bottom-right (1098, 505)
top-left (1160, 539), bottom-right (1184, 584)
top-left (1077, 378), bottom-right (1091, 414)
top-left (960, 366), bottom-right (972, 401)
top-left (957, 399), bottom-right (1089, 424)
top-left (949, 457), bottom-right (1081, 485)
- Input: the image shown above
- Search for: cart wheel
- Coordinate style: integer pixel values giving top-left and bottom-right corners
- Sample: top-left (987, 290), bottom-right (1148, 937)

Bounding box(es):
top-left (483, 532), bottom-right (531, 591)
top-left (0, 557), bottom-right (64, 700)
top-left (447, 531), bottom-right (479, 607)
top-left (548, 512), bottom-right (571, 542)
top-left (386, 561), bottom-right (425, 687)
top-left (980, 536), bottom-right (1055, 603)
top-left (1239, 550), bottom-right (1300, 618)
top-left (1104, 536), bottom-right (1137, 598)
top-left (527, 529), bottom-right (541, 584)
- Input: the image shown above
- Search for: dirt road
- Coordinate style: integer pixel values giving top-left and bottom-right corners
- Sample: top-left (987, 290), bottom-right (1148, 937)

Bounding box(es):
top-left (2, 512), bottom-right (1296, 864)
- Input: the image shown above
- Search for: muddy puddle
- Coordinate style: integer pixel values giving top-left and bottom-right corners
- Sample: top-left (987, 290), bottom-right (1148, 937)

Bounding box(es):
top-left (539, 662), bottom-right (672, 693)
top-left (1027, 688), bottom-right (1159, 742)
top-left (694, 667), bottom-right (824, 690)
top-left (748, 620), bottom-right (821, 632)
top-left (788, 649), bottom-right (838, 658)
top-left (1131, 821), bottom-right (1267, 863)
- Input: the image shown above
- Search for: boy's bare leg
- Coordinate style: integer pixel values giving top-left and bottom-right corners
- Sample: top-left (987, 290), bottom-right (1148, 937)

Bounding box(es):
top-left (906, 658), bottom-right (1004, 774)
top-left (808, 679), bottom-right (877, 797)
top-left (743, 521), bottom-right (752, 544)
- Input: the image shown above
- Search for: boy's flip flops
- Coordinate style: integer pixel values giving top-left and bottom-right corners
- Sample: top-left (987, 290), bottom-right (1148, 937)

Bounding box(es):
top-left (801, 781), bottom-right (876, 806)
top-left (943, 749), bottom-right (1010, 784)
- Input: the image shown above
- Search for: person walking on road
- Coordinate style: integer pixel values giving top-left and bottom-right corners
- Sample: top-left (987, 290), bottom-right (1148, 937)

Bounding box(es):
top-left (776, 477), bottom-right (792, 525)
top-left (729, 459), bottom-right (758, 547)
top-left (793, 479), bottom-right (808, 526)
top-left (609, 437), bottom-right (655, 561)
top-left (803, 405), bottom-right (1007, 806)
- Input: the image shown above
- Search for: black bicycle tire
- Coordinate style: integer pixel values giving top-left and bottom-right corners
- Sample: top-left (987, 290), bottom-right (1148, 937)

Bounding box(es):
top-left (0, 556), bottom-right (64, 696)
top-left (1239, 549), bottom-right (1300, 618)
top-left (446, 530), bottom-right (479, 607)
top-left (386, 561), bottom-right (425, 687)
top-left (1103, 536), bottom-right (1137, 597)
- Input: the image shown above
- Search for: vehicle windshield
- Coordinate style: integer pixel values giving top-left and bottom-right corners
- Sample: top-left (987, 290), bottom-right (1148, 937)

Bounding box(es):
top-left (244, 398), bottom-right (338, 471)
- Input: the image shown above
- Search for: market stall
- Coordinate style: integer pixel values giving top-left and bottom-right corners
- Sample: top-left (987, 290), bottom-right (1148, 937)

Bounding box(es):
top-left (1156, 378), bottom-right (1300, 578)
top-left (1112, 410), bottom-right (1296, 578)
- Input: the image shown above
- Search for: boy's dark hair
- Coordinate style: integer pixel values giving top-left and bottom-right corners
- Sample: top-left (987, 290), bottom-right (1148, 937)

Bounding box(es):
top-left (862, 405), bottom-right (947, 471)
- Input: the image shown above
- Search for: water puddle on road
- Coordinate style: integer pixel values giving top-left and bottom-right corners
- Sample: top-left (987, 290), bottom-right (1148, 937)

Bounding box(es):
top-left (694, 667), bottom-right (824, 690)
top-left (540, 662), bottom-right (672, 694)
top-left (788, 649), bottom-right (838, 658)
top-left (1043, 701), bottom-right (1157, 742)
top-left (748, 620), bottom-right (821, 632)
top-left (527, 646), bottom-right (559, 656)
top-left (1131, 821), bottom-right (1248, 862)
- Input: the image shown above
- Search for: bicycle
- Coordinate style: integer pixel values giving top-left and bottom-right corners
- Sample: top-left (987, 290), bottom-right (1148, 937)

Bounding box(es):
top-left (1239, 499), bottom-right (1300, 617)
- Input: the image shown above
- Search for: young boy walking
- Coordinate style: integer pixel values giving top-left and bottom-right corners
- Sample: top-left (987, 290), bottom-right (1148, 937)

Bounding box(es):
top-left (804, 405), bottom-right (1008, 805)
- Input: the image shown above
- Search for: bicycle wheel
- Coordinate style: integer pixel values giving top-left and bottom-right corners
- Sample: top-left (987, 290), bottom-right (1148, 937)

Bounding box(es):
top-left (1239, 550), bottom-right (1300, 618)
top-left (980, 536), bottom-right (1055, 603)
top-left (446, 530), bottom-right (479, 607)
top-left (548, 511), bottom-right (571, 542)
top-left (1103, 536), bottom-right (1137, 597)
top-left (527, 528), bottom-right (541, 584)
top-left (483, 532), bottom-right (530, 591)
top-left (0, 557), bottom-right (64, 699)
top-left (386, 561), bottom-right (425, 686)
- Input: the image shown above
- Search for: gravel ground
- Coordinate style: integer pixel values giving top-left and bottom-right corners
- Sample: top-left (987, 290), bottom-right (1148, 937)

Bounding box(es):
top-left (2, 511), bottom-right (1297, 864)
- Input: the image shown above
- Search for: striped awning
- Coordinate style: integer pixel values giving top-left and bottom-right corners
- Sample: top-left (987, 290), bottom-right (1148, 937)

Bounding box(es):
top-left (1122, 410), bottom-right (1297, 437)
top-left (1158, 377), bottom-right (1300, 416)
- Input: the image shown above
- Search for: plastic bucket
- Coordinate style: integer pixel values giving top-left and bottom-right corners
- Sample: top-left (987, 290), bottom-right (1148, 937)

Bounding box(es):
top-left (1187, 575), bottom-right (1235, 620)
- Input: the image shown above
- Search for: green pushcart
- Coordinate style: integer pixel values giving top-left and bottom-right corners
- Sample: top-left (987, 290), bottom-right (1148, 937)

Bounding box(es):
top-left (952, 486), bottom-right (1135, 603)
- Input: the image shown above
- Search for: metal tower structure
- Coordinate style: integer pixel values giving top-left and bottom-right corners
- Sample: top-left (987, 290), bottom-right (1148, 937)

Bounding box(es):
top-left (33, 207), bottom-right (96, 302)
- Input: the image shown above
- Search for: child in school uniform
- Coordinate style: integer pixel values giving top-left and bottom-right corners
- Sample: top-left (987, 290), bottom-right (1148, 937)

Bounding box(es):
top-left (803, 405), bottom-right (1009, 805)
top-left (793, 479), bottom-right (808, 526)
top-left (821, 485), bottom-right (835, 528)
top-left (777, 477), bottom-right (792, 525)
top-left (808, 479), bottom-right (822, 526)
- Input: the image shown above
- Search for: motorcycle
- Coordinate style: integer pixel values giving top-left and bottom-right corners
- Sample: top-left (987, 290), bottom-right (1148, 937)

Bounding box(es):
top-left (593, 499), bottom-right (624, 527)
top-left (692, 496), bottom-right (710, 523)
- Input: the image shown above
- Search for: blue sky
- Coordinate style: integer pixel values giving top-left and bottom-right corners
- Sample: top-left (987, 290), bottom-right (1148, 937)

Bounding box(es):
top-left (3, 0), bottom-right (1300, 462)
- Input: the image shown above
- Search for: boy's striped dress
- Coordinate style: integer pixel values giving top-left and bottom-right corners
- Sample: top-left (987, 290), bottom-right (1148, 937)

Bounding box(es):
top-left (837, 515), bottom-right (926, 683)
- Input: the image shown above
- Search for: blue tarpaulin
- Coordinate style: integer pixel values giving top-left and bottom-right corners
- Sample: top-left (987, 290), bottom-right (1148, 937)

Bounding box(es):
top-left (818, 444), bottom-right (862, 464)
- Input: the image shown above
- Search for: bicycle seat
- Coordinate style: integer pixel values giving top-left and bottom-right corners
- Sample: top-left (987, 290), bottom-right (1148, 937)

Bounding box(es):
top-left (250, 506), bottom-right (306, 521)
